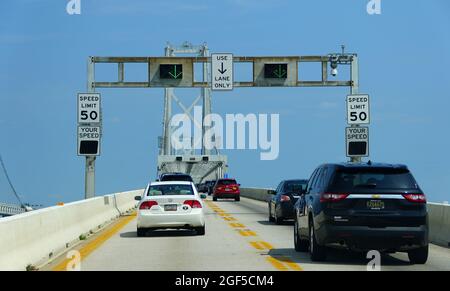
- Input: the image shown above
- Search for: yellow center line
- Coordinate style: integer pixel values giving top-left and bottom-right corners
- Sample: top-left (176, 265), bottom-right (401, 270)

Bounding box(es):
top-left (52, 213), bottom-right (136, 271)
top-left (249, 241), bottom-right (274, 251)
top-left (205, 200), bottom-right (302, 271)
top-left (266, 257), bottom-right (289, 271)
top-left (229, 223), bottom-right (246, 228)
top-left (238, 229), bottom-right (257, 237)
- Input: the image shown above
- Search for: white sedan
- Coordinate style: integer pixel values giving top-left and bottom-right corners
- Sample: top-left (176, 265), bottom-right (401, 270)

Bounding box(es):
top-left (135, 181), bottom-right (206, 237)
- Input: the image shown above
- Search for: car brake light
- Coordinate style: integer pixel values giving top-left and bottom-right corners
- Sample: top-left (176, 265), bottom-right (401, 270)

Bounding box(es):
top-left (320, 193), bottom-right (349, 203)
top-left (280, 195), bottom-right (291, 202)
top-left (139, 201), bottom-right (158, 210)
top-left (403, 194), bottom-right (427, 203)
top-left (184, 200), bottom-right (202, 208)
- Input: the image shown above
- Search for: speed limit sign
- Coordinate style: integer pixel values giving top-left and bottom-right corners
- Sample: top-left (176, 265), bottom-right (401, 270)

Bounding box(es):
top-left (347, 94), bottom-right (370, 125)
top-left (78, 93), bottom-right (101, 124)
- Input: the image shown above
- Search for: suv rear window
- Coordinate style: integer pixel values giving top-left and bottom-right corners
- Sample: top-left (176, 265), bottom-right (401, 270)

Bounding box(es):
top-left (329, 168), bottom-right (419, 191)
top-left (218, 179), bottom-right (237, 185)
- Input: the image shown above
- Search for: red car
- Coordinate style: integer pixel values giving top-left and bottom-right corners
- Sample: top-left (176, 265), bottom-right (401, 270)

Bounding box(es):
top-left (212, 179), bottom-right (241, 202)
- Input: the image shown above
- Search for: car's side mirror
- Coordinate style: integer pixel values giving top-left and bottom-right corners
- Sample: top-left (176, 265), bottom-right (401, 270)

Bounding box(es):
top-left (200, 194), bottom-right (207, 199)
top-left (156, 179), bottom-right (160, 182)
top-left (134, 196), bottom-right (142, 201)
top-left (268, 190), bottom-right (277, 195)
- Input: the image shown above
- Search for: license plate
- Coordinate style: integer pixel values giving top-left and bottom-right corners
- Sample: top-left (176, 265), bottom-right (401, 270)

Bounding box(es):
top-left (367, 200), bottom-right (385, 210)
top-left (164, 204), bottom-right (178, 211)
top-left (225, 188), bottom-right (231, 191)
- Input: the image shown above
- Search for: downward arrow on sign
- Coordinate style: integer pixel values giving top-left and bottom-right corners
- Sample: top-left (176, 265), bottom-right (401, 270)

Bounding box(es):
top-left (218, 62), bottom-right (227, 74)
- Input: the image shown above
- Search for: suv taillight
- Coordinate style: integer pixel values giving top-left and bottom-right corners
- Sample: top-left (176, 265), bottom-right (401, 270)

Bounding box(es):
top-left (280, 195), bottom-right (291, 202)
top-left (139, 201), bottom-right (158, 210)
top-left (403, 194), bottom-right (427, 203)
top-left (184, 200), bottom-right (202, 208)
top-left (320, 193), bottom-right (349, 203)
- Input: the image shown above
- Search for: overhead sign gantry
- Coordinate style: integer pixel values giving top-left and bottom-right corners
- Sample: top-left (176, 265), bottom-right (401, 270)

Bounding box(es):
top-left (80, 44), bottom-right (367, 199)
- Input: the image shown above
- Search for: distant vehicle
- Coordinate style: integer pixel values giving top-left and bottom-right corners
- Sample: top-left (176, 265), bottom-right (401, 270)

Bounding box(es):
top-left (205, 180), bottom-right (216, 195)
top-left (159, 173), bottom-right (193, 182)
top-left (268, 179), bottom-right (308, 224)
top-left (212, 179), bottom-right (241, 202)
top-left (197, 182), bottom-right (208, 193)
top-left (294, 162), bottom-right (429, 264)
top-left (135, 181), bottom-right (205, 237)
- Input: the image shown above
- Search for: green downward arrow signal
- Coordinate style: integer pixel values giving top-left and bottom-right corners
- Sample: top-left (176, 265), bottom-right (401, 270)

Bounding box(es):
top-left (274, 65), bottom-right (287, 78)
top-left (168, 65), bottom-right (182, 79)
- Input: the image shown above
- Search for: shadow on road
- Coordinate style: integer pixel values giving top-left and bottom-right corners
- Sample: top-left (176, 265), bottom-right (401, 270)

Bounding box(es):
top-left (258, 220), bottom-right (294, 226)
top-left (268, 248), bottom-right (412, 267)
top-left (120, 230), bottom-right (198, 238)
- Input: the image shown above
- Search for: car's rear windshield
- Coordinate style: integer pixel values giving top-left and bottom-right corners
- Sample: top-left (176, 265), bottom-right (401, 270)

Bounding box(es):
top-left (147, 184), bottom-right (194, 196)
top-left (161, 175), bottom-right (193, 182)
top-left (285, 180), bottom-right (308, 192)
top-left (329, 168), bottom-right (419, 191)
top-left (218, 179), bottom-right (237, 185)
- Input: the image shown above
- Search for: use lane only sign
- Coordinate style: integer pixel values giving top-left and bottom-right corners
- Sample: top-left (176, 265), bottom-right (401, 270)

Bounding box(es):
top-left (78, 93), bottom-right (101, 124)
top-left (211, 53), bottom-right (233, 91)
top-left (347, 94), bottom-right (370, 125)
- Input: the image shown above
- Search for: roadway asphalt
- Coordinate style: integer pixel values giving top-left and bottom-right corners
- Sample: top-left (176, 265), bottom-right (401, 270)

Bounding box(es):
top-left (77, 197), bottom-right (450, 271)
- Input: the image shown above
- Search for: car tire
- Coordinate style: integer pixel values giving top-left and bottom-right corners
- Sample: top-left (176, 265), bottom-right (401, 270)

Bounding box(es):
top-left (294, 218), bottom-right (309, 252)
top-left (408, 245), bottom-right (428, 264)
top-left (137, 228), bottom-right (146, 237)
top-left (269, 205), bottom-right (275, 222)
top-left (213, 197), bottom-right (218, 202)
top-left (309, 220), bottom-right (327, 261)
top-left (196, 226), bottom-right (206, 236)
top-left (235, 196), bottom-right (240, 202)
top-left (274, 206), bottom-right (284, 225)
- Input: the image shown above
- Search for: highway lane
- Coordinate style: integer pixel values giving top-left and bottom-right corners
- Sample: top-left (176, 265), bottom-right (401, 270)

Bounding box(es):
top-left (68, 197), bottom-right (450, 271)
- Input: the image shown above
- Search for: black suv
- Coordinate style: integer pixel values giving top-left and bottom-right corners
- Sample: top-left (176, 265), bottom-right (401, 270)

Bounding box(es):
top-left (294, 162), bottom-right (428, 264)
top-left (159, 173), bottom-right (193, 182)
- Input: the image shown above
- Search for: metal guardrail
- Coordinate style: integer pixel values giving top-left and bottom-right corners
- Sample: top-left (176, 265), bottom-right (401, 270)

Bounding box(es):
top-left (0, 203), bottom-right (26, 217)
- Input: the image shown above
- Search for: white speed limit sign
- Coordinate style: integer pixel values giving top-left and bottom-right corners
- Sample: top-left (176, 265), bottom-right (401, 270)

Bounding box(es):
top-left (78, 93), bottom-right (101, 124)
top-left (347, 94), bottom-right (370, 125)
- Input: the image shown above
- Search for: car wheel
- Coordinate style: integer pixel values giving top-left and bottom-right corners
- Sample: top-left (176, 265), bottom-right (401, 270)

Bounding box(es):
top-left (213, 197), bottom-right (218, 202)
top-left (268, 204), bottom-right (275, 222)
top-left (408, 245), bottom-right (428, 264)
top-left (309, 220), bottom-right (327, 261)
top-left (196, 226), bottom-right (206, 236)
top-left (235, 196), bottom-right (240, 202)
top-left (137, 228), bottom-right (146, 237)
top-left (294, 218), bottom-right (309, 252)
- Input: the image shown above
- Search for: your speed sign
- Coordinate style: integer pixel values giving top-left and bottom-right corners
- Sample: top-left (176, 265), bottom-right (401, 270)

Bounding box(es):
top-left (347, 94), bottom-right (370, 125)
top-left (78, 93), bottom-right (101, 124)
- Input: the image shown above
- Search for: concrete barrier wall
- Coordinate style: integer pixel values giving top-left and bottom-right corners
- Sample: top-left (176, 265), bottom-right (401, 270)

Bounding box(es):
top-left (428, 203), bottom-right (450, 247)
top-left (241, 187), bottom-right (272, 202)
top-left (0, 189), bottom-right (142, 271)
top-left (241, 188), bottom-right (450, 248)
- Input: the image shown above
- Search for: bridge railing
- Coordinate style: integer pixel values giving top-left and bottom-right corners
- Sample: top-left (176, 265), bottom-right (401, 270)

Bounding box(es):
top-left (0, 203), bottom-right (26, 217)
top-left (0, 189), bottom-right (142, 271)
top-left (240, 188), bottom-right (450, 249)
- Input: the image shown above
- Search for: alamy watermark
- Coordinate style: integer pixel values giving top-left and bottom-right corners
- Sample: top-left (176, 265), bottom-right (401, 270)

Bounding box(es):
top-left (367, 0), bottom-right (382, 15)
top-left (170, 106), bottom-right (279, 161)
top-left (66, 0), bottom-right (81, 15)
top-left (66, 250), bottom-right (81, 271)
top-left (366, 250), bottom-right (381, 271)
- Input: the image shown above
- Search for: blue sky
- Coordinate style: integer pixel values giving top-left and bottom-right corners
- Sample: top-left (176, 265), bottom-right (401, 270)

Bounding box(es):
top-left (1, 0), bottom-right (450, 206)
